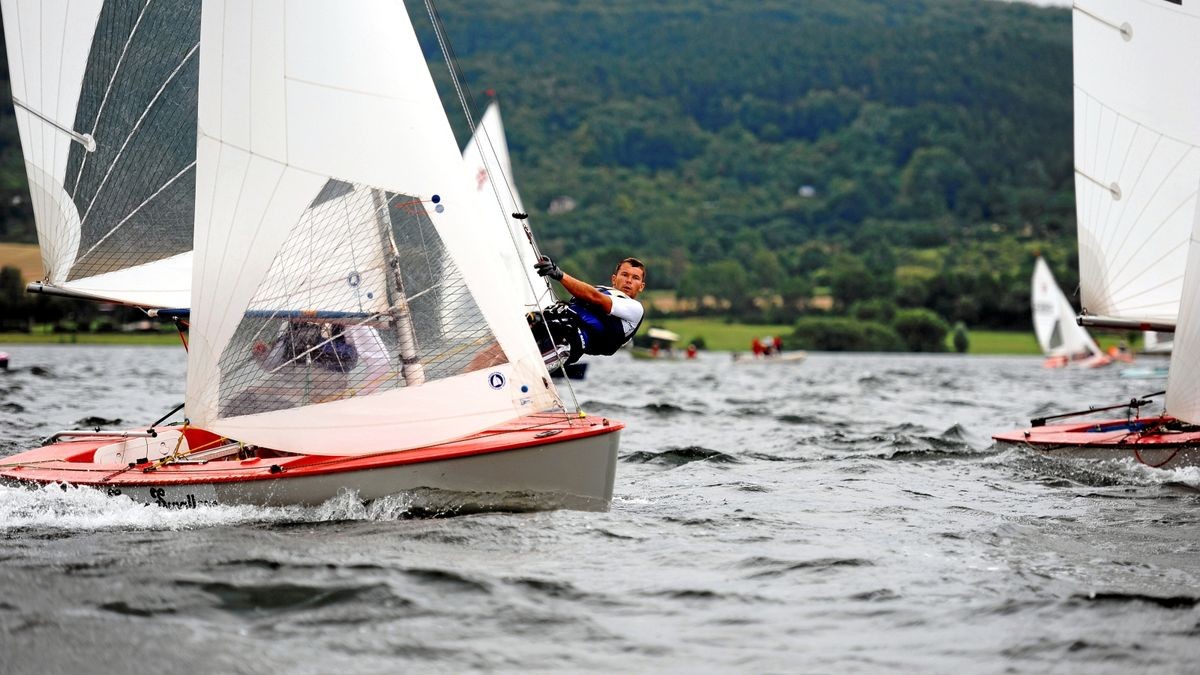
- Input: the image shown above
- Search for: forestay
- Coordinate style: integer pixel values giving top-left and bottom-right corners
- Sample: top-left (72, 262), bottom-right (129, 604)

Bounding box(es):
top-left (0, 0), bottom-right (198, 308)
top-left (1031, 257), bottom-right (1100, 359)
top-left (462, 101), bottom-right (552, 312)
top-left (185, 0), bottom-right (560, 456)
top-left (1073, 0), bottom-right (1200, 325)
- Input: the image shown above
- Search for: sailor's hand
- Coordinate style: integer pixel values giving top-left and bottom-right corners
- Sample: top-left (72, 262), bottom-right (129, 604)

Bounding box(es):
top-left (534, 256), bottom-right (564, 281)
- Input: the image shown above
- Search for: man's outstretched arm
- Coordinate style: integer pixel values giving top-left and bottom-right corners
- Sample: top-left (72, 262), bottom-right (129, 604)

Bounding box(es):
top-left (536, 257), bottom-right (613, 313)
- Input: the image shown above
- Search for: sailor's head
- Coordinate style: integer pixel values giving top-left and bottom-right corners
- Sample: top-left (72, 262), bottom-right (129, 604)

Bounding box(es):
top-left (611, 257), bottom-right (646, 299)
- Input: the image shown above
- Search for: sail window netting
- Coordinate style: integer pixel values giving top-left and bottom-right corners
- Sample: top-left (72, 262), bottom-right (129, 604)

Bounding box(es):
top-left (216, 181), bottom-right (502, 418)
top-left (62, 0), bottom-right (198, 281)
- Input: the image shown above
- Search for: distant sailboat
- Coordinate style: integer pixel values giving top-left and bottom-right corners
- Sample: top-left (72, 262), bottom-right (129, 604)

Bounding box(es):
top-left (995, 0), bottom-right (1200, 468)
top-left (1030, 256), bottom-right (1108, 368)
top-left (0, 0), bottom-right (622, 510)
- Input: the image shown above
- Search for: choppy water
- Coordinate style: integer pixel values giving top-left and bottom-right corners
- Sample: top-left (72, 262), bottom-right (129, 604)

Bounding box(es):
top-left (2, 345), bottom-right (1199, 673)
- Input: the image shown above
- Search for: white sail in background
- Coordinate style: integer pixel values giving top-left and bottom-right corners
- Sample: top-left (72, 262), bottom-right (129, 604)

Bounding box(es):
top-left (1031, 257), bottom-right (1101, 359)
top-left (1166, 195), bottom-right (1200, 420)
top-left (1143, 330), bottom-right (1172, 354)
top-left (185, 0), bottom-right (559, 456)
top-left (462, 101), bottom-right (553, 311)
top-left (1073, 0), bottom-right (1200, 325)
top-left (0, 0), bottom-right (199, 308)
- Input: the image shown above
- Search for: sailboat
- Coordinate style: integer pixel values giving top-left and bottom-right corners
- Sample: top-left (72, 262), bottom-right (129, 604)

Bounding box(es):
top-left (0, 0), bottom-right (622, 511)
top-left (993, 0), bottom-right (1200, 469)
top-left (1030, 256), bottom-right (1109, 369)
top-left (461, 97), bottom-right (585, 380)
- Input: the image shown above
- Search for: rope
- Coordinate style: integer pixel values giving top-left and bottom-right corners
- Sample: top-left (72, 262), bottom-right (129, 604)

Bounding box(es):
top-left (422, 0), bottom-right (583, 416)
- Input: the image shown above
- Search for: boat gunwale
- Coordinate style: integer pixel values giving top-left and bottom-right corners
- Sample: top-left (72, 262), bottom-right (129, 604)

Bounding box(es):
top-left (0, 413), bottom-right (623, 488)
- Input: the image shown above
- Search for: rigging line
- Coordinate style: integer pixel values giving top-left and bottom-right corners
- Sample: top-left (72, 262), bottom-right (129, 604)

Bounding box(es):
top-left (429, 16), bottom-right (549, 306)
top-left (423, 0), bottom-right (577, 415)
top-left (73, 0), bottom-right (157, 193)
top-left (78, 41), bottom-right (200, 229)
top-left (421, 0), bottom-right (546, 273)
top-left (73, 160), bottom-right (196, 266)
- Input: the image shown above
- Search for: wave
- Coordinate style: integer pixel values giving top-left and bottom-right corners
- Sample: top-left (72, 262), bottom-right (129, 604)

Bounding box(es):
top-left (0, 482), bottom-right (565, 533)
top-left (621, 446), bottom-right (739, 466)
top-left (739, 555), bottom-right (875, 578)
top-left (1071, 592), bottom-right (1199, 610)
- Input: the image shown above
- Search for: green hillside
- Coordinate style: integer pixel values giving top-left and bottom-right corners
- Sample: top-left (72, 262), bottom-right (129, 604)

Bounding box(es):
top-left (0, 0), bottom-right (1078, 332)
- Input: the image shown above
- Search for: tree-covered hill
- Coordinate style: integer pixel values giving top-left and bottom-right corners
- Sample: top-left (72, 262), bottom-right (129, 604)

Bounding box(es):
top-left (0, 0), bottom-right (1080, 330)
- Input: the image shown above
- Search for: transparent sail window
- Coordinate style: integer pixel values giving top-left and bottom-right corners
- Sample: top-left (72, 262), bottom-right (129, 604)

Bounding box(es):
top-left (216, 181), bottom-right (503, 418)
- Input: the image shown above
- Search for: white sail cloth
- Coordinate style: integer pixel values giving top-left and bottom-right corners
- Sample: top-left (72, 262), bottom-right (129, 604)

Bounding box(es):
top-left (1031, 257), bottom-right (1101, 359)
top-left (0, 0), bottom-right (197, 308)
top-left (1074, 0), bottom-right (1200, 325)
top-left (186, 0), bottom-right (558, 455)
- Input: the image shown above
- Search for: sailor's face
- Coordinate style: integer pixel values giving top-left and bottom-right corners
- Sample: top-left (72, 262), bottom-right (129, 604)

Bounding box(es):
top-left (612, 263), bottom-right (646, 298)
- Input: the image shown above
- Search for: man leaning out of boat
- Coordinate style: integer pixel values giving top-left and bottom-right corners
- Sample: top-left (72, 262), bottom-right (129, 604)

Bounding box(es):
top-left (529, 256), bottom-right (646, 367)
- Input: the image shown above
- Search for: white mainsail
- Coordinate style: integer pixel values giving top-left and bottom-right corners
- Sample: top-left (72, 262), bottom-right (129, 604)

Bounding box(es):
top-left (0, 0), bottom-right (199, 308)
top-left (1031, 257), bottom-right (1101, 359)
top-left (462, 101), bottom-right (553, 312)
top-left (185, 0), bottom-right (560, 456)
top-left (1073, 0), bottom-right (1200, 325)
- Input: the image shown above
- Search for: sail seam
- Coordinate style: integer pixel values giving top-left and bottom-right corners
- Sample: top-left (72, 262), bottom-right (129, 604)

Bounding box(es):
top-left (73, 160), bottom-right (198, 267)
top-left (72, 0), bottom-right (155, 195)
top-left (1092, 144), bottom-right (1195, 306)
top-left (78, 41), bottom-right (200, 229)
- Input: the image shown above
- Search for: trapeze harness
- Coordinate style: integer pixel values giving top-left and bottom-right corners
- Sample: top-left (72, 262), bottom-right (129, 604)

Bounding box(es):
top-left (530, 287), bottom-right (643, 365)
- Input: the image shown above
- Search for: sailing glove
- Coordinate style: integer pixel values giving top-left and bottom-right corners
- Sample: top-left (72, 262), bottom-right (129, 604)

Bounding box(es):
top-left (535, 256), bottom-right (564, 281)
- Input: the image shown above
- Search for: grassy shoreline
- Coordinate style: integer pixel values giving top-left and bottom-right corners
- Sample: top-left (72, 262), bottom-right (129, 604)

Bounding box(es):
top-left (642, 318), bottom-right (1131, 355)
top-left (0, 322), bottom-right (1132, 355)
top-left (0, 332), bottom-right (183, 346)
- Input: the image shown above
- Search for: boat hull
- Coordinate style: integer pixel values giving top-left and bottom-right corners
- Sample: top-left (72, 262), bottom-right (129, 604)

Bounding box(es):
top-left (993, 416), bottom-right (1200, 469)
top-left (0, 413), bottom-right (621, 512)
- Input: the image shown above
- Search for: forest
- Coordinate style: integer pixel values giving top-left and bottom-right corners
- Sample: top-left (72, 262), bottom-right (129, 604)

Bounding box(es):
top-left (0, 0), bottom-right (1081, 346)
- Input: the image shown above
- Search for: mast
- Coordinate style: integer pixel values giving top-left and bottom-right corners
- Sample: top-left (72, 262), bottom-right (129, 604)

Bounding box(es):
top-left (372, 189), bottom-right (426, 386)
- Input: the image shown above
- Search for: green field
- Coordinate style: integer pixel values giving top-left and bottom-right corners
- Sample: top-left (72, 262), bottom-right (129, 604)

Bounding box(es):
top-left (0, 323), bottom-right (1136, 355)
top-left (0, 332), bottom-right (182, 346)
top-left (641, 321), bottom-right (1137, 356)
top-left (960, 330), bottom-right (1040, 355)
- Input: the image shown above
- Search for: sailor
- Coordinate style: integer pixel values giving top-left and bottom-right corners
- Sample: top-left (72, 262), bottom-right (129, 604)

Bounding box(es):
top-left (529, 256), bottom-right (646, 367)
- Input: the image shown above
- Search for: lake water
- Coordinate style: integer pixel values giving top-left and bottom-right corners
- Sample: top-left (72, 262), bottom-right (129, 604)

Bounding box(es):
top-left (1, 345), bottom-right (1198, 673)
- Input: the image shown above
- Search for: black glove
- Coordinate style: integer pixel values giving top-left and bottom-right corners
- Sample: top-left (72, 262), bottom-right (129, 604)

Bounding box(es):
top-left (534, 255), bottom-right (564, 281)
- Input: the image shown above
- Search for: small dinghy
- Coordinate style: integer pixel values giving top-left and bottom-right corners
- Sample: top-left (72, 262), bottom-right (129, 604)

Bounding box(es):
top-left (993, 396), bottom-right (1200, 470)
top-left (996, 1), bottom-right (1200, 468)
top-left (0, 0), bottom-right (620, 511)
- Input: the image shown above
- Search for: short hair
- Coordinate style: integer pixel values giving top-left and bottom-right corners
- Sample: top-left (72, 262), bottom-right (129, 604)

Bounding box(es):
top-left (615, 257), bottom-right (646, 281)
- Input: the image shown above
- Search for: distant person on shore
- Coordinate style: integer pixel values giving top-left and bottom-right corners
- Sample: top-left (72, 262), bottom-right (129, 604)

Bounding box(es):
top-left (527, 256), bottom-right (646, 367)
